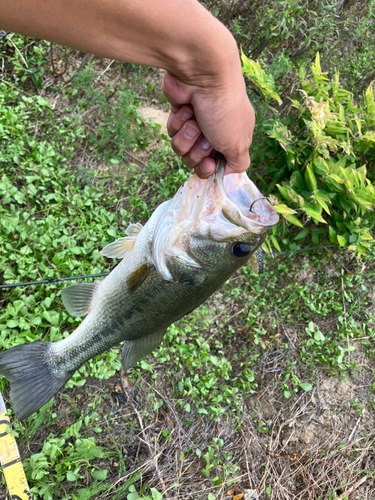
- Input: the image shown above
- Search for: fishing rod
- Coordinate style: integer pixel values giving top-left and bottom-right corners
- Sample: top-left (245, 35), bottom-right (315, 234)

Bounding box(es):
top-left (0, 244), bottom-right (338, 290)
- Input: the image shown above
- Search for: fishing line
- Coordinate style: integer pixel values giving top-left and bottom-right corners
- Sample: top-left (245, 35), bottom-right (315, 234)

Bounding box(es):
top-left (0, 244), bottom-right (338, 290)
top-left (0, 31), bottom-right (11, 41)
top-left (266, 243), bottom-right (338, 256)
top-left (0, 273), bottom-right (110, 289)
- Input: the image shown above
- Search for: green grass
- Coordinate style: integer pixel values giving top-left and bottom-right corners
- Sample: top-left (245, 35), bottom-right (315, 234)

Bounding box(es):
top-left (1, 20), bottom-right (375, 500)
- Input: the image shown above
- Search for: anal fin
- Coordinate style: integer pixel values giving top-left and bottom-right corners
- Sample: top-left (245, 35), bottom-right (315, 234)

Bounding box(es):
top-left (61, 281), bottom-right (100, 317)
top-left (121, 330), bottom-right (166, 372)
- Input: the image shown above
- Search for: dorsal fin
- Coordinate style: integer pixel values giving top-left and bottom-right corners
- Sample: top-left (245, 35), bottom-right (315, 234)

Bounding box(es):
top-left (61, 282), bottom-right (100, 317)
top-left (125, 223), bottom-right (143, 237)
top-left (100, 237), bottom-right (136, 259)
top-left (249, 247), bottom-right (263, 274)
top-left (121, 329), bottom-right (165, 371)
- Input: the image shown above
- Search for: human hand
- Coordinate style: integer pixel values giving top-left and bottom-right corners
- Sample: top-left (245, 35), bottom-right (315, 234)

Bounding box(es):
top-left (163, 69), bottom-right (255, 179)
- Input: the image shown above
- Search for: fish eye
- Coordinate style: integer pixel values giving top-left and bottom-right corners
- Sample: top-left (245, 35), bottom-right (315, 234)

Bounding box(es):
top-left (232, 243), bottom-right (250, 258)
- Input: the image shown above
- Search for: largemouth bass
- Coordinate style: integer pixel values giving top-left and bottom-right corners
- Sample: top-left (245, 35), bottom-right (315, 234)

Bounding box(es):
top-left (0, 157), bottom-right (278, 419)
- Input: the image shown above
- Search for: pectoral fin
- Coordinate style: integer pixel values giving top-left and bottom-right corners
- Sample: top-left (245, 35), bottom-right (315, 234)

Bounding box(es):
top-left (121, 330), bottom-right (166, 371)
top-left (127, 261), bottom-right (151, 292)
top-left (61, 282), bottom-right (100, 317)
top-left (249, 247), bottom-right (263, 274)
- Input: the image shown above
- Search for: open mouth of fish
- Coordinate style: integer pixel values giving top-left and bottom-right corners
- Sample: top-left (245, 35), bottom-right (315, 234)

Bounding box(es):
top-left (215, 155), bottom-right (279, 230)
top-left (165, 154), bottom-right (279, 238)
top-left (152, 155), bottom-right (279, 280)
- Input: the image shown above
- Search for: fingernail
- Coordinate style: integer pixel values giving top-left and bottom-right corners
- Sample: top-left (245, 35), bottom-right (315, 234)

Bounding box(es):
top-left (200, 161), bottom-right (212, 176)
top-left (184, 123), bottom-right (200, 140)
top-left (181, 109), bottom-right (194, 122)
top-left (199, 135), bottom-right (211, 151)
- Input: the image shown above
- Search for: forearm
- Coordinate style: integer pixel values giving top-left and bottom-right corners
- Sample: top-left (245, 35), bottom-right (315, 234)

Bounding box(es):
top-left (1, 0), bottom-right (254, 177)
top-left (0, 0), bottom-right (237, 84)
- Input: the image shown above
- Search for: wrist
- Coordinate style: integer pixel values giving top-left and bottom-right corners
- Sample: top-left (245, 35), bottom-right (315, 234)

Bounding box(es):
top-left (165, 17), bottom-right (241, 91)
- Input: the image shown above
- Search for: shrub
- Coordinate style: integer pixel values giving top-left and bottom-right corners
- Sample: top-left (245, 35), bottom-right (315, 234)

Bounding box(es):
top-left (242, 52), bottom-right (375, 255)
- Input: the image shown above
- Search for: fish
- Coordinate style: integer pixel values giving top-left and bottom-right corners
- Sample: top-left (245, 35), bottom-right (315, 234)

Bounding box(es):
top-left (0, 156), bottom-right (278, 420)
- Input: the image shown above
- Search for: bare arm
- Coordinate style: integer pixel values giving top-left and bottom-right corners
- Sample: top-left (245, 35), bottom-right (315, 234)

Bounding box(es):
top-left (0, 0), bottom-right (254, 177)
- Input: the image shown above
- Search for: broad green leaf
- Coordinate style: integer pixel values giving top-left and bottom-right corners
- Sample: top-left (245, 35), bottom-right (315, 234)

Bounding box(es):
top-left (7, 319), bottom-right (19, 328)
top-left (277, 185), bottom-right (296, 204)
top-left (328, 174), bottom-right (345, 184)
top-left (127, 494), bottom-right (141, 500)
top-left (313, 157), bottom-right (329, 175)
top-left (337, 235), bottom-right (346, 246)
top-left (365, 82), bottom-right (375, 126)
top-left (91, 469), bottom-right (108, 480)
top-left (324, 122), bottom-right (348, 136)
top-left (314, 330), bottom-right (325, 342)
top-left (315, 196), bottom-right (331, 215)
top-left (299, 383), bottom-right (313, 392)
top-left (286, 214), bottom-right (303, 227)
top-left (151, 489), bottom-right (163, 500)
top-left (305, 165), bottom-right (318, 192)
top-left (304, 207), bottom-right (327, 224)
top-left (67, 471), bottom-right (78, 481)
top-left (351, 193), bottom-right (372, 209)
top-left (270, 235), bottom-right (281, 252)
top-left (328, 225), bottom-right (337, 243)
top-left (330, 157), bottom-right (347, 174)
top-left (212, 476), bottom-right (222, 486)
top-left (294, 228), bottom-right (309, 240)
top-left (314, 52), bottom-right (321, 73)
top-left (273, 204), bottom-right (297, 216)
top-left (359, 232), bottom-right (373, 241)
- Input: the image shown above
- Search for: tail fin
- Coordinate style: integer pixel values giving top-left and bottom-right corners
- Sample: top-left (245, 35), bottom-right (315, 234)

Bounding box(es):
top-left (0, 342), bottom-right (71, 420)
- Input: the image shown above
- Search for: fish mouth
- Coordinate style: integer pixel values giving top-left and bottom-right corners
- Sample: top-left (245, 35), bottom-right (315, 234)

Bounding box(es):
top-left (168, 154), bottom-right (279, 238)
top-left (216, 155), bottom-right (279, 230)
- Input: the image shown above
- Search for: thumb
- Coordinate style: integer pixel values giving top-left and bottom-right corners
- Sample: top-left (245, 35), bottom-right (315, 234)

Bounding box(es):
top-left (222, 149), bottom-right (251, 176)
top-left (162, 72), bottom-right (194, 111)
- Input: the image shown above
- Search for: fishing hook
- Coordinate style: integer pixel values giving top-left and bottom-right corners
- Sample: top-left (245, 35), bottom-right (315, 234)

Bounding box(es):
top-left (249, 197), bottom-right (271, 212)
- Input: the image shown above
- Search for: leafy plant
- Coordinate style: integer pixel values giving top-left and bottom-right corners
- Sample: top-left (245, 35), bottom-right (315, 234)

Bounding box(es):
top-left (24, 415), bottom-right (108, 499)
top-left (243, 52), bottom-right (375, 255)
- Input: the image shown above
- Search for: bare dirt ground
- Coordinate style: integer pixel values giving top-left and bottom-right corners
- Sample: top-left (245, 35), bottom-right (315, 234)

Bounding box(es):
top-left (18, 245), bottom-right (375, 499)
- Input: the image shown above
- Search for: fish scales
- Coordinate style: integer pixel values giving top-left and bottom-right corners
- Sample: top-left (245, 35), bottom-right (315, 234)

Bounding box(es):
top-left (0, 157), bottom-right (279, 419)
